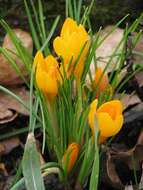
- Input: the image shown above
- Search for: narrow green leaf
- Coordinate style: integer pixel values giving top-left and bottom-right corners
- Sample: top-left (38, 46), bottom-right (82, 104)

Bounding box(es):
top-left (22, 133), bottom-right (45, 190)
top-left (77, 0), bottom-right (83, 23)
top-left (40, 15), bottom-right (60, 52)
top-left (24, 0), bottom-right (40, 49)
top-left (89, 115), bottom-right (99, 190)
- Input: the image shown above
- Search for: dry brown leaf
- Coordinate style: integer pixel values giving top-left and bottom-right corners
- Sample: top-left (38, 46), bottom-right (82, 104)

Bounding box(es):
top-left (0, 138), bottom-right (20, 155)
top-left (0, 163), bottom-right (8, 176)
top-left (90, 26), bottom-right (124, 76)
top-left (103, 130), bottom-right (143, 189)
top-left (135, 72), bottom-right (143, 87)
top-left (124, 185), bottom-right (134, 190)
top-left (137, 131), bottom-right (143, 145)
top-left (89, 27), bottom-right (143, 90)
top-left (0, 104), bottom-right (18, 124)
top-left (0, 87), bottom-right (29, 123)
top-left (0, 29), bottom-right (33, 86)
top-left (120, 93), bottom-right (141, 109)
top-left (133, 33), bottom-right (143, 67)
top-left (106, 152), bottom-right (124, 189)
top-left (124, 103), bottom-right (143, 124)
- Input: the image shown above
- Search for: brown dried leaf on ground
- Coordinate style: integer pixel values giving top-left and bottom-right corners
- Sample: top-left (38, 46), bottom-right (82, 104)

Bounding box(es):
top-left (89, 27), bottom-right (143, 89)
top-left (119, 93), bottom-right (141, 109)
top-left (0, 137), bottom-right (20, 155)
top-left (106, 151), bottom-right (124, 189)
top-left (135, 72), bottom-right (143, 87)
top-left (0, 163), bottom-right (8, 190)
top-left (124, 185), bottom-right (134, 190)
top-left (133, 33), bottom-right (143, 68)
top-left (103, 131), bottom-right (143, 189)
top-left (0, 87), bottom-right (29, 123)
top-left (0, 104), bottom-right (18, 124)
top-left (0, 163), bottom-right (8, 175)
top-left (0, 28), bottom-right (33, 86)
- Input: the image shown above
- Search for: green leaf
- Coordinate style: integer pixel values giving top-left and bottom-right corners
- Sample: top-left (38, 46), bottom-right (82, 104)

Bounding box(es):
top-left (24, 0), bottom-right (40, 50)
top-left (22, 133), bottom-right (45, 190)
top-left (89, 114), bottom-right (99, 190)
top-left (89, 150), bottom-right (99, 190)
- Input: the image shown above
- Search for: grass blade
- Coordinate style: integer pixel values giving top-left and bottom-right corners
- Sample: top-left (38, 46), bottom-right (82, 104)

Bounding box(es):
top-left (24, 0), bottom-right (40, 50)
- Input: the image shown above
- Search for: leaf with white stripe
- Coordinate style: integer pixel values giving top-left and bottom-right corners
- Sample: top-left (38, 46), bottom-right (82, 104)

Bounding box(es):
top-left (22, 133), bottom-right (45, 190)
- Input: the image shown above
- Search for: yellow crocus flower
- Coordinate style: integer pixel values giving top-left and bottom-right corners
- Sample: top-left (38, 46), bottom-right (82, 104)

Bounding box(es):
top-left (53, 17), bottom-right (90, 81)
top-left (34, 51), bottom-right (60, 100)
top-left (88, 99), bottom-right (123, 143)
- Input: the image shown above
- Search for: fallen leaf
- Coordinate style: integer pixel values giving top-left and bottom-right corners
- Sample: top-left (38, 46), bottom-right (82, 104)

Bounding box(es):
top-left (124, 185), bottom-right (134, 190)
top-left (135, 72), bottom-right (143, 87)
top-left (0, 87), bottom-right (29, 123)
top-left (0, 163), bottom-right (8, 176)
top-left (0, 29), bottom-right (33, 86)
top-left (0, 104), bottom-right (18, 124)
top-left (0, 163), bottom-right (8, 190)
top-left (106, 151), bottom-right (124, 189)
top-left (124, 103), bottom-right (143, 124)
top-left (102, 130), bottom-right (143, 189)
top-left (133, 33), bottom-right (143, 68)
top-left (89, 27), bottom-right (143, 89)
top-left (0, 137), bottom-right (20, 155)
top-left (119, 93), bottom-right (141, 109)
top-left (90, 26), bottom-right (124, 76)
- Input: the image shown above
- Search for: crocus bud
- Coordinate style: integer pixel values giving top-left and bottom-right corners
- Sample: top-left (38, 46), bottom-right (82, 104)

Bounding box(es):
top-left (62, 143), bottom-right (79, 173)
top-left (34, 51), bottom-right (60, 100)
top-left (93, 67), bottom-right (109, 97)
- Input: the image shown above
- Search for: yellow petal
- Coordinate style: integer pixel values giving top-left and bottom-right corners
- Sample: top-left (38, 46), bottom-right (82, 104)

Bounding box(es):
top-left (97, 112), bottom-right (116, 137)
top-left (114, 115), bottom-right (124, 134)
top-left (45, 55), bottom-right (59, 70)
top-left (88, 99), bottom-right (98, 135)
top-left (78, 25), bottom-right (89, 39)
top-left (90, 99), bottom-right (98, 111)
top-left (34, 50), bottom-right (44, 66)
top-left (53, 37), bottom-right (65, 56)
top-left (61, 18), bottom-right (77, 37)
top-left (36, 68), bottom-right (58, 97)
top-left (97, 100), bottom-right (123, 120)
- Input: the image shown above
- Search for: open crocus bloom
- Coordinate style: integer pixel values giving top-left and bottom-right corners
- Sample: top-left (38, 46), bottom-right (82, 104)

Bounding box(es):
top-left (53, 17), bottom-right (90, 81)
top-left (88, 99), bottom-right (123, 143)
top-left (34, 51), bottom-right (60, 100)
top-left (62, 143), bottom-right (79, 173)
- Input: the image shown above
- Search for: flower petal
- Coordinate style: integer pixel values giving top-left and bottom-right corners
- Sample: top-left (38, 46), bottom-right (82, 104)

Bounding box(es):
top-left (36, 68), bottom-right (58, 97)
top-left (97, 112), bottom-right (117, 137)
top-left (53, 37), bottom-right (66, 56)
top-left (114, 114), bottom-right (124, 134)
top-left (34, 50), bottom-right (44, 66)
top-left (97, 100), bottom-right (123, 120)
top-left (61, 18), bottom-right (77, 37)
top-left (88, 99), bottom-right (98, 135)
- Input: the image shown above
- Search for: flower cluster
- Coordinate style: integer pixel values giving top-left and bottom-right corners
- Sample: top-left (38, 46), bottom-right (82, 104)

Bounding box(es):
top-left (34, 18), bottom-right (124, 175)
